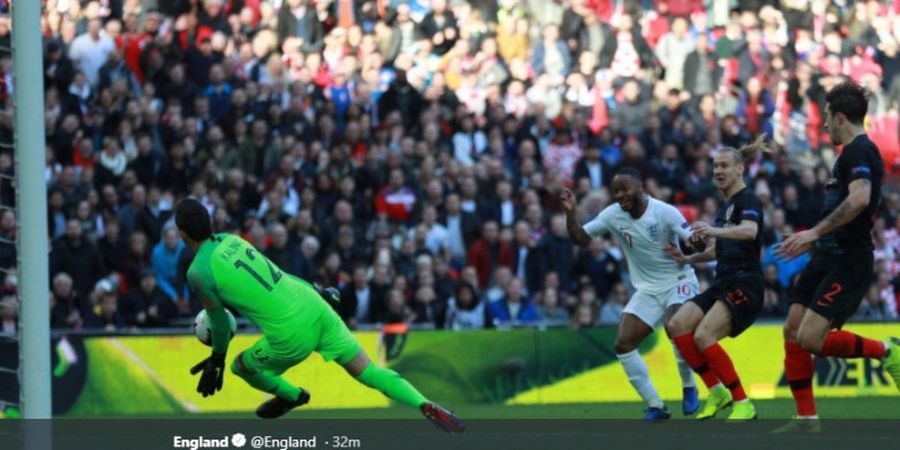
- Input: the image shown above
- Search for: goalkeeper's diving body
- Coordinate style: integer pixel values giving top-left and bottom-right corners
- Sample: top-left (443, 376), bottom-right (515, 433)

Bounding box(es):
top-left (176, 199), bottom-right (463, 431)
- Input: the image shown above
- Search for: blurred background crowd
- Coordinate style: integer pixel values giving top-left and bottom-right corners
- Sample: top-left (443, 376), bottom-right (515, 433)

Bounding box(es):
top-left (0, 0), bottom-right (898, 333)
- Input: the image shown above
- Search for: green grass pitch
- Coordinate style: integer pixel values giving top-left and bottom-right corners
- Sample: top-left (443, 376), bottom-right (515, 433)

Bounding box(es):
top-left (149, 397), bottom-right (900, 419)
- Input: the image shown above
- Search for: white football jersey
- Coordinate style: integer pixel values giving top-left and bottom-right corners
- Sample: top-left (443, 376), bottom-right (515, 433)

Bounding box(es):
top-left (583, 197), bottom-right (696, 294)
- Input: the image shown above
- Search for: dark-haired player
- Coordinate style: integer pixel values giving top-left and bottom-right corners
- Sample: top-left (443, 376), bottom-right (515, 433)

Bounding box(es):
top-left (775, 82), bottom-right (900, 428)
top-left (667, 136), bottom-right (770, 420)
top-left (562, 167), bottom-right (702, 421)
top-left (175, 199), bottom-right (463, 432)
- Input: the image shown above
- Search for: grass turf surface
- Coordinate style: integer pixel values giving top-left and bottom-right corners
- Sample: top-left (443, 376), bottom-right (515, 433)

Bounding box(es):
top-left (131, 397), bottom-right (900, 419)
top-left (16, 398), bottom-right (897, 450)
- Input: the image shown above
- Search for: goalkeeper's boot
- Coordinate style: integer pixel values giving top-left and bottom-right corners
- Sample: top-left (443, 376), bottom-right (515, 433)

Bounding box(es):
top-left (317, 286), bottom-right (342, 311)
top-left (0, 404), bottom-right (19, 419)
top-left (421, 402), bottom-right (465, 433)
top-left (883, 337), bottom-right (900, 393)
top-left (643, 406), bottom-right (671, 422)
top-left (256, 390), bottom-right (311, 419)
top-left (771, 416), bottom-right (821, 434)
top-left (682, 386), bottom-right (700, 416)
top-left (696, 385), bottom-right (732, 420)
top-left (725, 401), bottom-right (757, 421)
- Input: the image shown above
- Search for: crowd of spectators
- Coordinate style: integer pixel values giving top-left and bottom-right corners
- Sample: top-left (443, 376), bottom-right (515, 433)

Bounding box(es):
top-left (0, 0), bottom-right (898, 333)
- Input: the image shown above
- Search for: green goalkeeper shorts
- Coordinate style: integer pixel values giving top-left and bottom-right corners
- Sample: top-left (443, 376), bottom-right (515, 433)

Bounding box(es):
top-left (241, 306), bottom-right (362, 374)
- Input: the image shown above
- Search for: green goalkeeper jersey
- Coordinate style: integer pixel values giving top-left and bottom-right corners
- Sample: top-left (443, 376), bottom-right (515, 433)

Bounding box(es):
top-left (187, 233), bottom-right (329, 355)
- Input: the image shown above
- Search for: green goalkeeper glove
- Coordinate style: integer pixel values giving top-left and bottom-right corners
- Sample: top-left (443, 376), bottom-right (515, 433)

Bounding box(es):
top-left (190, 352), bottom-right (226, 397)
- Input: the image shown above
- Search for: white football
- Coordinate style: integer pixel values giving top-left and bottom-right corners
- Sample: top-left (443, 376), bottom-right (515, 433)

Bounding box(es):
top-left (194, 309), bottom-right (237, 346)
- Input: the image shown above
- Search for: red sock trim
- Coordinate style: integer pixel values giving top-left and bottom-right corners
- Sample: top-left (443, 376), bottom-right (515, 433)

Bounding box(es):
top-left (673, 333), bottom-right (719, 388)
top-left (784, 341), bottom-right (816, 416)
top-left (701, 343), bottom-right (747, 401)
top-left (820, 330), bottom-right (886, 359)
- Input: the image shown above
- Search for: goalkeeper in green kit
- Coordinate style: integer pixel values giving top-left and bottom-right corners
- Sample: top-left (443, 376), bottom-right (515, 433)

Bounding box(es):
top-left (176, 199), bottom-right (463, 431)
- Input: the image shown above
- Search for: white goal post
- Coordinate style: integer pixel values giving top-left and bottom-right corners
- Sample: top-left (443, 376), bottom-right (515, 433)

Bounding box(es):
top-left (14, 0), bottom-right (51, 419)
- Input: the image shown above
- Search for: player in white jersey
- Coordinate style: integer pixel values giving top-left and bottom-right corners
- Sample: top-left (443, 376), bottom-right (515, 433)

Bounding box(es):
top-left (561, 167), bottom-right (700, 420)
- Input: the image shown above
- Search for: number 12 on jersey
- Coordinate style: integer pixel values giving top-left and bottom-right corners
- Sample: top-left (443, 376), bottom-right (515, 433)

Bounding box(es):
top-left (234, 248), bottom-right (283, 291)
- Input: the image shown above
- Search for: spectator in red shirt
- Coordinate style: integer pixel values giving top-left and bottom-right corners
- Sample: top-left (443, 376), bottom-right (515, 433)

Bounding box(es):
top-left (121, 10), bottom-right (162, 83)
top-left (375, 168), bottom-right (417, 223)
top-left (467, 221), bottom-right (514, 290)
top-left (26, 0), bottom-right (900, 333)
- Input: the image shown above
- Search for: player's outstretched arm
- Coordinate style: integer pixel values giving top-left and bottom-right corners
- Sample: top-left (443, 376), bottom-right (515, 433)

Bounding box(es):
top-left (778, 179), bottom-right (870, 258)
top-left (565, 211), bottom-right (593, 246)
top-left (188, 263), bottom-right (230, 398)
top-left (665, 238), bottom-right (715, 265)
top-left (663, 204), bottom-right (695, 245)
top-left (190, 299), bottom-right (229, 398)
top-left (810, 178), bottom-right (871, 239)
top-left (694, 219), bottom-right (758, 241)
top-left (204, 301), bottom-right (233, 356)
top-left (560, 188), bottom-right (593, 246)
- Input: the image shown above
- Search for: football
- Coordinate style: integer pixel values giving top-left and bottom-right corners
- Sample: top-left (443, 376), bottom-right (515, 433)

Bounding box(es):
top-left (193, 309), bottom-right (238, 346)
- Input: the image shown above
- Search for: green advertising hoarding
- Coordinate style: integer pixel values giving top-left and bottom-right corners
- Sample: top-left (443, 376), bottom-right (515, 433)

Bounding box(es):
top-left (1, 323), bottom-right (897, 417)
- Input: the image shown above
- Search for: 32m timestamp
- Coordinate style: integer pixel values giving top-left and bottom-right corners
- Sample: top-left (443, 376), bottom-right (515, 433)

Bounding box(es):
top-left (328, 436), bottom-right (361, 448)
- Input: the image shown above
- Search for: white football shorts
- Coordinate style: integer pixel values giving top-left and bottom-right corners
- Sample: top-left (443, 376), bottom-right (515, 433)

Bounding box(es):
top-left (623, 274), bottom-right (700, 328)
